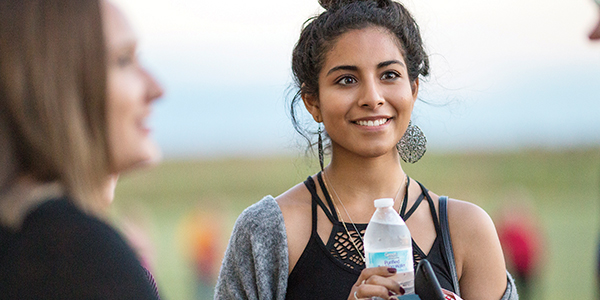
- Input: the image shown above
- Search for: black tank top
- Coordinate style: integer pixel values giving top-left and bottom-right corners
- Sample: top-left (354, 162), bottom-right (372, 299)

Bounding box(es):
top-left (286, 173), bottom-right (456, 299)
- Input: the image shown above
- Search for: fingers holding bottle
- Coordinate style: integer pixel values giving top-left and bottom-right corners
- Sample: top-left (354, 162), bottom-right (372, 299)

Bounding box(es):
top-left (350, 267), bottom-right (405, 300)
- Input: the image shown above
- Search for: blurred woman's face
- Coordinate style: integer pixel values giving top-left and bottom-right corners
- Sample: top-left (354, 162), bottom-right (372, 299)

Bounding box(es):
top-left (103, 2), bottom-right (163, 173)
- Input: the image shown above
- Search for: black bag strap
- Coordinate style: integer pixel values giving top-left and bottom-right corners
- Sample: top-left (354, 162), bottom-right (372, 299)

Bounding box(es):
top-left (439, 196), bottom-right (460, 296)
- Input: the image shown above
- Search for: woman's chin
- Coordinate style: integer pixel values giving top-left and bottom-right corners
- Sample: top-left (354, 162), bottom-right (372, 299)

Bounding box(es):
top-left (133, 148), bottom-right (162, 170)
top-left (112, 146), bottom-right (162, 174)
top-left (356, 143), bottom-right (399, 158)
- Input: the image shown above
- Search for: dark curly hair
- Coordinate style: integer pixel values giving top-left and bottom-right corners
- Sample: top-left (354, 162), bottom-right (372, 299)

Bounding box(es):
top-left (289, 0), bottom-right (429, 149)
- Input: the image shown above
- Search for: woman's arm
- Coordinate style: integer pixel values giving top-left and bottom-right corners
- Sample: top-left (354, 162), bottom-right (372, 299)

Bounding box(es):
top-left (214, 196), bottom-right (289, 300)
top-left (448, 199), bottom-right (508, 300)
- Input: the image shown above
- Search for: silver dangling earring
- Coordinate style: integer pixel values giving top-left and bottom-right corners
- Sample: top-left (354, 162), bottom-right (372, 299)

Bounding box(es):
top-left (318, 124), bottom-right (324, 171)
top-left (397, 120), bottom-right (427, 163)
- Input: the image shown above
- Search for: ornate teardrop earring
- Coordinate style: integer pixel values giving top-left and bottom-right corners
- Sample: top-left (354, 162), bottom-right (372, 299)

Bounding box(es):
top-left (397, 120), bottom-right (427, 163)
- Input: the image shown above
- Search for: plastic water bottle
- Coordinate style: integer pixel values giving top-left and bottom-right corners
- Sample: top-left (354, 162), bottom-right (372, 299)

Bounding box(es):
top-left (364, 198), bottom-right (414, 294)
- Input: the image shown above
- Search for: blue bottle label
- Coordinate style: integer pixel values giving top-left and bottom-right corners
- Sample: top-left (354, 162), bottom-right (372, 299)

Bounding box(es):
top-left (366, 249), bottom-right (413, 272)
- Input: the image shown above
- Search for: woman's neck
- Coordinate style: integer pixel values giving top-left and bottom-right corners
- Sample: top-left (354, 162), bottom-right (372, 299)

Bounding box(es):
top-left (0, 176), bottom-right (64, 230)
top-left (324, 147), bottom-right (406, 207)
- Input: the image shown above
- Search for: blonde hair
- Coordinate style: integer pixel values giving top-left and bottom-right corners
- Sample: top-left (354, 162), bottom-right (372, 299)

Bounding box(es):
top-left (0, 0), bottom-right (110, 212)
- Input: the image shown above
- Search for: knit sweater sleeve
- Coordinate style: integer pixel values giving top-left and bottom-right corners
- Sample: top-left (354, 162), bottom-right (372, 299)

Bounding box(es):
top-left (500, 271), bottom-right (519, 300)
top-left (214, 196), bottom-right (289, 300)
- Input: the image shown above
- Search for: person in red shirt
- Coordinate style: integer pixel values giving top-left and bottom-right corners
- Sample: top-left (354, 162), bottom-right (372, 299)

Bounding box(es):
top-left (495, 202), bottom-right (544, 300)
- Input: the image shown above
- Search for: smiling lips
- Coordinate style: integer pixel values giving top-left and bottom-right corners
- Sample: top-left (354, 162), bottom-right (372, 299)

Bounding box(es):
top-left (138, 113), bottom-right (151, 135)
top-left (355, 118), bottom-right (389, 127)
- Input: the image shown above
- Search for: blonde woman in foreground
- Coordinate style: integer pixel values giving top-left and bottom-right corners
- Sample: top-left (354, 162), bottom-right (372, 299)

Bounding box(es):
top-left (0, 0), bottom-right (163, 298)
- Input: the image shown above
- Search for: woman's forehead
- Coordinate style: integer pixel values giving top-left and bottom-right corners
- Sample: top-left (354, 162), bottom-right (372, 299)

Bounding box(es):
top-left (323, 27), bottom-right (405, 68)
top-left (102, 1), bottom-right (137, 50)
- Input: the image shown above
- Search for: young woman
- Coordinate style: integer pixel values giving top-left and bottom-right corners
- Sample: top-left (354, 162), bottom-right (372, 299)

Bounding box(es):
top-left (215, 0), bottom-right (517, 299)
top-left (0, 0), bottom-right (163, 298)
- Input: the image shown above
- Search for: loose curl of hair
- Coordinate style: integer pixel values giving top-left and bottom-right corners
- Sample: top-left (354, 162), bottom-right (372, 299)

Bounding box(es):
top-left (289, 0), bottom-right (429, 149)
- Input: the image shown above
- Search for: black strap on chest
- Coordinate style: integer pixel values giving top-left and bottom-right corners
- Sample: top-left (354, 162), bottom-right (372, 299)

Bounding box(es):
top-left (439, 196), bottom-right (460, 296)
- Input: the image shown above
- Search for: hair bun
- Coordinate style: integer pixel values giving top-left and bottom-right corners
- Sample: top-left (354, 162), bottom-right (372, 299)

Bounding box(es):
top-left (319, 0), bottom-right (390, 10)
top-left (318, 0), bottom-right (336, 10)
top-left (318, 0), bottom-right (357, 10)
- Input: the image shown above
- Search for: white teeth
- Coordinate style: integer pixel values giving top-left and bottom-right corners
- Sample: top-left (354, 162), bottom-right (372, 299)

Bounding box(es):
top-left (357, 118), bottom-right (388, 127)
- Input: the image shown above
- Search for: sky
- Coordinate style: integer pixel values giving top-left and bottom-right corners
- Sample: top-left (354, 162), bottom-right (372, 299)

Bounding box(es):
top-left (112, 0), bottom-right (600, 158)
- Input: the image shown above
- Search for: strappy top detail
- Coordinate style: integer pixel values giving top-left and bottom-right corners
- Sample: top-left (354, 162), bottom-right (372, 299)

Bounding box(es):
top-left (303, 173), bottom-right (367, 270)
top-left (285, 173), bottom-right (456, 299)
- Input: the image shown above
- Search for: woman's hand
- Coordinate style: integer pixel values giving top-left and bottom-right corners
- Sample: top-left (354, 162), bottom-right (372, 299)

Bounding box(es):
top-left (349, 267), bottom-right (404, 300)
top-left (442, 289), bottom-right (463, 300)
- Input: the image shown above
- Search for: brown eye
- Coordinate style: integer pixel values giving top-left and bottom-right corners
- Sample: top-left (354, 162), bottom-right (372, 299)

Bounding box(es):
top-left (116, 49), bottom-right (138, 68)
top-left (337, 76), bottom-right (357, 86)
top-left (117, 54), bottom-right (133, 67)
top-left (381, 71), bottom-right (399, 81)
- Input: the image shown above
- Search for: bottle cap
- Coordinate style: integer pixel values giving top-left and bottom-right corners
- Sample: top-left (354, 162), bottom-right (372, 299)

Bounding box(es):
top-left (373, 198), bottom-right (394, 208)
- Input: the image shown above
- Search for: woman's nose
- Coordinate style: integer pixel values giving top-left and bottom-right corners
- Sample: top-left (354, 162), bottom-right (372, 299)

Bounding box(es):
top-left (144, 68), bottom-right (164, 103)
top-left (357, 78), bottom-right (384, 109)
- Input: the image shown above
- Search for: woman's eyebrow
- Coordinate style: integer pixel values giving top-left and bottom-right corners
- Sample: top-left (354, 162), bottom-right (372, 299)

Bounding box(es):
top-left (378, 60), bottom-right (405, 69)
top-left (326, 60), bottom-right (405, 76)
top-left (326, 65), bottom-right (358, 76)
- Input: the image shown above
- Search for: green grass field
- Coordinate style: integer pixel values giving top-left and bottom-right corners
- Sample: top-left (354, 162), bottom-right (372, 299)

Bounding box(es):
top-left (112, 148), bottom-right (600, 300)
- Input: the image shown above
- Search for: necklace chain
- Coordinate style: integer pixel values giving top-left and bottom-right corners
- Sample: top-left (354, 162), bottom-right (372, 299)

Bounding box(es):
top-left (322, 170), bottom-right (408, 264)
top-left (322, 174), bottom-right (365, 263)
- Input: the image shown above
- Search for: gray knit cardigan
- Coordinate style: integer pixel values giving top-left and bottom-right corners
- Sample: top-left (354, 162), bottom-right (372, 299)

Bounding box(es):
top-left (214, 196), bottom-right (518, 300)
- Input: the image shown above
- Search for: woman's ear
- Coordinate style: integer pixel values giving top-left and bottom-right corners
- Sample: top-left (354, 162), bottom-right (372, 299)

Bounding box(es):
top-left (302, 92), bottom-right (322, 123)
top-left (411, 78), bottom-right (419, 102)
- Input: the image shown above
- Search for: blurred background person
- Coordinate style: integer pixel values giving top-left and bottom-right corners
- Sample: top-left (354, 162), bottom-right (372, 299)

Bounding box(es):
top-left (494, 190), bottom-right (545, 300)
top-left (0, 0), bottom-right (163, 298)
top-left (592, 1), bottom-right (600, 298)
top-left (589, 0), bottom-right (600, 299)
top-left (177, 208), bottom-right (226, 299)
top-left (590, 0), bottom-right (600, 40)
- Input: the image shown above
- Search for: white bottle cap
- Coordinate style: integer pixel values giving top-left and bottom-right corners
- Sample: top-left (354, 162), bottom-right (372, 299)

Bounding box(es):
top-left (373, 198), bottom-right (394, 208)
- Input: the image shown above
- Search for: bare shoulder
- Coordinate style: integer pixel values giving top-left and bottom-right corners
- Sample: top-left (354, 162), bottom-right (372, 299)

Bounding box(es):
top-left (446, 199), bottom-right (497, 238)
top-left (446, 198), bottom-right (507, 299)
top-left (419, 189), bottom-right (497, 243)
top-left (446, 198), bottom-right (500, 261)
top-left (275, 181), bottom-right (313, 272)
top-left (276, 181), bottom-right (312, 217)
